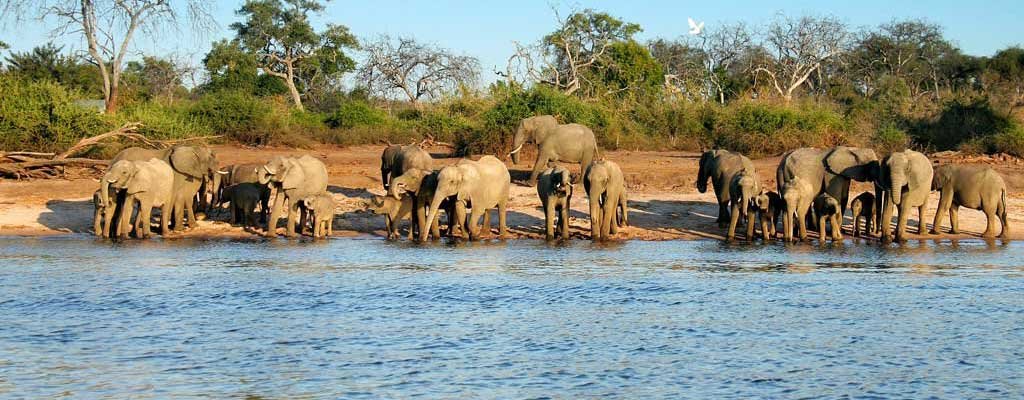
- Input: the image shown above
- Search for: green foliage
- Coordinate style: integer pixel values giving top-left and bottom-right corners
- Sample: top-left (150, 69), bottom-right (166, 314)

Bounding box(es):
top-left (0, 75), bottom-right (112, 152)
top-left (324, 101), bottom-right (387, 129)
top-left (591, 41), bottom-right (664, 98)
top-left (910, 97), bottom-right (1012, 151)
top-left (190, 91), bottom-right (274, 145)
top-left (873, 124), bottom-right (911, 153)
top-left (710, 101), bottom-right (847, 156)
top-left (4, 43), bottom-right (103, 97)
top-left (993, 123), bottom-right (1024, 157)
top-left (118, 101), bottom-right (212, 140)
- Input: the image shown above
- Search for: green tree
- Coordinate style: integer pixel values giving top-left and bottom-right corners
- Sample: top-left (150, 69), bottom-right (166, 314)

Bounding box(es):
top-left (231, 0), bottom-right (358, 110)
top-left (122, 56), bottom-right (187, 101)
top-left (4, 43), bottom-right (102, 96)
top-left (202, 39), bottom-right (287, 96)
top-left (590, 40), bottom-right (663, 98)
top-left (849, 20), bottom-right (955, 99)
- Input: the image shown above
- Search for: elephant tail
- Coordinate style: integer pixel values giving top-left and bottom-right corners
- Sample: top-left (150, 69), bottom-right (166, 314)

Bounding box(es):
top-left (1000, 188), bottom-right (1009, 231)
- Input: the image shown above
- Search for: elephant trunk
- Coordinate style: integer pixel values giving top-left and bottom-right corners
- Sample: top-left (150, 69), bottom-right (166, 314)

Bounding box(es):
top-left (509, 129), bottom-right (527, 165)
top-left (740, 196), bottom-right (749, 218)
top-left (783, 205), bottom-right (794, 241)
top-left (890, 174), bottom-right (905, 205)
top-left (421, 194), bottom-right (446, 242)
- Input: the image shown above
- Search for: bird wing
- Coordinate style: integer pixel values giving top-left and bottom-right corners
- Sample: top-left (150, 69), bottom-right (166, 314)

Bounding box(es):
top-left (688, 17), bottom-right (697, 30)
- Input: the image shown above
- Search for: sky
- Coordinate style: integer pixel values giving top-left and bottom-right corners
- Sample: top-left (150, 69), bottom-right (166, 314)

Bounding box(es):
top-left (3, 0), bottom-right (1023, 86)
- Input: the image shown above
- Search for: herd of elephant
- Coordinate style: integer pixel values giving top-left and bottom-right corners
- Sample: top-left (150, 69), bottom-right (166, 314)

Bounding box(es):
top-left (700, 146), bottom-right (1011, 243)
top-left (91, 114), bottom-right (1011, 243)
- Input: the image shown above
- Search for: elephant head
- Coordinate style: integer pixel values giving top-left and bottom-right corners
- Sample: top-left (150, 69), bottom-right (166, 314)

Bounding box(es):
top-left (167, 146), bottom-right (215, 180)
top-left (388, 168), bottom-right (430, 199)
top-left (882, 152), bottom-right (910, 205)
top-left (258, 156), bottom-right (303, 190)
top-left (422, 164), bottom-right (476, 241)
top-left (696, 150), bottom-right (714, 193)
top-left (734, 172), bottom-right (760, 217)
top-left (824, 146), bottom-right (879, 182)
top-left (510, 115), bottom-right (558, 164)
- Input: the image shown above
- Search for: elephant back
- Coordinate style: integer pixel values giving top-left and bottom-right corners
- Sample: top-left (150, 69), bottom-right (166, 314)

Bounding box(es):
top-left (394, 145), bottom-right (433, 176)
top-left (111, 147), bottom-right (169, 164)
top-left (777, 147), bottom-right (826, 194)
top-left (295, 155), bottom-right (329, 196)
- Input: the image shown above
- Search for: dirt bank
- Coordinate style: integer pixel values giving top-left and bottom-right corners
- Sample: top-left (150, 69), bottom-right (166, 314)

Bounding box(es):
top-left (2, 144), bottom-right (1023, 241)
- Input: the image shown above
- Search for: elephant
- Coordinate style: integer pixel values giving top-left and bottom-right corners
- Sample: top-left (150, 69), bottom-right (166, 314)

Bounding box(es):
top-left (107, 146), bottom-right (218, 233)
top-left (422, 155), bottom-right (510, 241)
top-left (754, 190), bottom-right (783, 241)
top-left (220, 183), bottom-right (265, 228)
top-left (878, 150), bottom-right (934, 243)
top-left (930, 164), bottom-right (1009, 238)
top-left (385, 145), bottom-right (434, 235)
top-left (776, 146), bottom-right (879, 222)
top-left (380, 144), bottom-right (403, 190)
top-left (217, 163), bottom-right (271, 221)
top-left (781, 176), bottom-right (814, 242)
top-left (366, 194), bottom-right (415, 240)
top-left (509, 115), bottom-right (599, 186)
top-left (103, 159), bottom-right (175, 239)
top-left (584, 159), bottom-right (627, 241)
top-left (850, 192), bottom-right (876, 237)
top-left (813, 193), bottom-right (844, 242)
top-left (537, 163), bottom-right (575, 240)
top-left (92, 189), bottom-right (115, 238)
top-left (697, 149), bottom-right (755, 227)
top-left (258, 155), bottom-right (329, 238)
top-left (726, 170), bottom-right (761, 241)
top-left (301, 192), bottom-right (335, 238)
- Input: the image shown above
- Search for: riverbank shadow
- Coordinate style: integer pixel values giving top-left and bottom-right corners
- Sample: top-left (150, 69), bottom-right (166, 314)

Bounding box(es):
top-left (39, 199), bottom-right (95, 233)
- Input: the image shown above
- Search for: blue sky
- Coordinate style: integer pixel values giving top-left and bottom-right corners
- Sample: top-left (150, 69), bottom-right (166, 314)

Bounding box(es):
top-left (4, 0), bottom-right (1023, 85)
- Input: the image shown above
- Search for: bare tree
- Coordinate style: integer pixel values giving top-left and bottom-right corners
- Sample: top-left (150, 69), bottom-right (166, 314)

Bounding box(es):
top-left (2, 0), bottom-right (213, 113)
top-left (754, 14), bottom-right (849, 103)
top-left (504, 8), bottom-right (640, 95)
top-left (703, 22), bottom-right (753, 104)
top-left (648, 38), bottom-right (706, 101)
top-left (358, 35), bottom-right (480, 107)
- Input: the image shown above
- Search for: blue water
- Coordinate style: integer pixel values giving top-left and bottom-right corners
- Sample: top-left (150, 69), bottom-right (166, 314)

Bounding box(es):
top-left (0, 237), bottom-right (1022, 398)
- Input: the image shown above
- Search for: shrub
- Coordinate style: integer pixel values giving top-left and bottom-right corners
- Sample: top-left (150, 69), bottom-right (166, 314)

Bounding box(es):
top-left (324, 101), bottom-right (387, 129)
top-left (118, 101), bottom-right (213, 141)
top-left (873, 124), bottom-right (911, 153)
top-left (0, 75), bottom-right (113, 152)
top-left (190, 91), bottom-right (273, 145)
top-left (993, 123), bottom-right (1024, 157)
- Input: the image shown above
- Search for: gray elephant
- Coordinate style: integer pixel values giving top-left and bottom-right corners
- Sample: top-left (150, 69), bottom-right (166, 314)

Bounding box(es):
top-left (813, 193), bottom-right (843, 242)
top-left (217, 163), bottom-right (271, 221)
top-left (302, 192), bottom-right (335, 238)
top-left (537, 163), bottom-right (575, 241)
top-left (781, 176), bottom-right (814, 242)
top-left (509, 115), bottom-right (599, 185)
top-left (385, 145), bottom-right (434, 235)
top-left (726, 170), bottom-right (761, 241)
top-left (389, 168), bottom-right (458, 240)
top-left (754, 190), bottom-right (783, 241)
top-left (108, 146), bottom-right (218, 232)
top-left (878, 150), bottom-right (934, 243)
top-left (103, 159), bottom-right (175, 238)
top-left (380, 144), bottom-right (403, 190)
top-left (422, 156), bottom-right (510, 241)
top-left (366, 194), bottom-right (414, 240)
top-left (777, 146), bottom-right (879, 221)
top-left (850, 192), bottom-right (876, 237)
top-left (697, 149), bottom-right (755, 227)
top-left (220, 183), bottom-right (265, 228)
top-left (258, 155), bottom-right (329, 238)
top-left (931, 164), bottom-right (1009, 238)
top-left (584, 159), bottom-right (627, 241)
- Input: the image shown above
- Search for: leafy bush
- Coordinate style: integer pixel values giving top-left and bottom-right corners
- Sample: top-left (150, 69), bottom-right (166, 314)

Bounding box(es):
top-left (993, 123), bottom-right (1024, 157)
top-left (325, 101), bottom-right (387, 129)
top-left (0, 75), bottom-right (112, 152)
top-left (873, 124), bottom-right (911, 153)
top-left (190, 90), bottom-right (273, 144)
top-left (118, 101), bottom-right (213, 140)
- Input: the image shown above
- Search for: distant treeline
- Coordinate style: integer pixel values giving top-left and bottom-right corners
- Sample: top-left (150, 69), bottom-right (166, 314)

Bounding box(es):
top-left (1, 2), bottom-right (1022, 158)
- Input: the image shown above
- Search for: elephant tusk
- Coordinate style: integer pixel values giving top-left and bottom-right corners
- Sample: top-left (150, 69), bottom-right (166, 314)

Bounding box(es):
top-left (262, 165), bottom-right (273, 175)
top-left (106, 178), bottom-right (117, 183)
top-left (508, 143), bottom-right (524, 155)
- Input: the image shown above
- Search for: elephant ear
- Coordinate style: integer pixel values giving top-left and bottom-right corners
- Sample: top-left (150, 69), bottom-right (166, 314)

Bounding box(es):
top-left (824, 147), bottom-right (871, 180)
top-left (280, 159), bottom-right (304, 190)
top-left (169, 147), bottom-right (205, 179)
top-left (125, 164), bottom-right (145, 195)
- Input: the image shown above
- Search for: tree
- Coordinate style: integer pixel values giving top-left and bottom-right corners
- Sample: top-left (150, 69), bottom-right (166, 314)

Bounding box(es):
top-left (754, 14), bottom-right (849, 102)
top-left (201, 38), bottom-right (287, 96)
top-left (702, 23), bottom-right (754, 103)
top-left (358, 35), bottom-right (480, 107)
top-left (849, 20), bottom-right (954, 99)
top-left (649, 38), bottom-right (706, 101)
top-left (231, 0), bottom-right (357, 110)
top-left (2, 0), bottom-right (213, 113)
top-left (4, 42), bottom-right (102, 95)
top-left (506, 9), bottom-right (641, 96)
top-left (123, 56), bottom-right (187, 101)
top-left (590, 40), bottom-right (663, 98)
top-left (983, 46), bottom-right (1024, 109)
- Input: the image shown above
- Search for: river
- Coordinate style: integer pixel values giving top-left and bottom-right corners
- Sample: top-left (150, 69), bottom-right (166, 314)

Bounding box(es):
top-left (0, 237), bottom-right (1021, 398)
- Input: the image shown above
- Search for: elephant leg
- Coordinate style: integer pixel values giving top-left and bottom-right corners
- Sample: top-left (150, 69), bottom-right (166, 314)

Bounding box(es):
top-left (818, 216), bottom-right (827, 242)
top-left (159, 204), bottom-right (170, 235)
top-left (498, 201), bottom-right (508, 239)
top-left (832, 215), bottom-right (843, 241)
top-left (717, 202), bottom-right (730, 228)
top-left (880, 195), bottom-right (894, 243)
top-left (430, 207), bottom-right (441, 240)
top-left (185, 199), bottom-right (197, 230)
top-left (949, 205), bottom-right (960, 234)
top-left (797, 211), bottom-right (808, 241)
top-left (895, 203), bottom-right (909, 242)
top-left (602, 200), bottom-right (616, 239)
top-left (745, 212), bottom-right (755, 240)
top-left (560, 204), bottom-right (570, 240)
top-left (139, 202), bottom-right (153, 239)
top-left (726, 203), bottom-right (740, 241)
top-left (982, 204), bottom-right (998, 238)
top-left (265, 191), bottom-right (285, 237)
top-left (118, 195), bottom-right (135, 239)
top-left (467, 208), bottom-right (484, 241)
top-left (783, 211), bottom-right (793, 242)
top-left (916, 205), bottom-right (927, 235)
top-left (931, 190), bottom-right (953, 234)
top-left (759, 212), bottom-right (770, 241)
top-left (590, 197), bottom-right (603, 241)
top-left (285, 200), bottom-right (299, 238)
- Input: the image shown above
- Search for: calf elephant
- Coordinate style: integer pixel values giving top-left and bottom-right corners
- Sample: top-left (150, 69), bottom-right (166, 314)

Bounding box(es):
top-left (726, 170), bottom-right (760, 241)
top-left (422, 156), bottom-right (510, 241)
top-left (813, 193), bottom-right (843, 242)
top-left (107, 146), bottom-right (218, 232)
top-left (878, 150), bottom-right (933, 243)
top-left (931, 164), bottom-right (1009, 238)
top-left (537, 163), bottom-right (575, 241)
top-left (258, 155), bottom-right (329, 238)
top-left (781, 176), bottom-right (815, 242)
top-left (509, 115), bottom-right (599, 185)
top-left (103, 159), bottom-right (175, 238)
top-left (302, 192), bottom-right (335, 238)
top-left (697, 149), bottom-right (755, 227)
top-left (385, 145), bottom-right (434, 236)
top-left (584, 159), bottom-right (627, 241)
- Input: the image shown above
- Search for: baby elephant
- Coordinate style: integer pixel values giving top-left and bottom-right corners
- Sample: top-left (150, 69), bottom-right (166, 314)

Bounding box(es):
top-left (781, 176), bottom-right (814, 242)
top-left (813, 193), bottom-right (843, 242)
top-left (537, 163), bottom-right (575, 240)
top-left (584, 159), bottom-right (627, 241)
top-left (302, 192), bottom-right (335, 238)
top-left (366, 194), bottom-right (414, 240)
top-left (220, 183), bottom-right (266, 228)
top-left (753, 190), bottom-right (782, 240)
top-left (850, 192), bottom-right (876, 237)
top-left (931, 164), bottom-right (1009, 238)
top-left (727, 170), bottom-right (761, 241)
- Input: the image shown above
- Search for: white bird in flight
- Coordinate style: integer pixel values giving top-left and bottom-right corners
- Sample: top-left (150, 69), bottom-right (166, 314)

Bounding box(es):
top-left (688, 17), bottom-right (704, 35)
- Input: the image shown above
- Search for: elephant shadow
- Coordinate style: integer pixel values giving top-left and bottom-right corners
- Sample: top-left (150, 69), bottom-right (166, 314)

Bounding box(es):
top-left (38, 199), bottom-right (95, 234)
top-left (328, 185), bottom-right (375, 199)
top-left (626, 199), bottom-right (724, 239)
